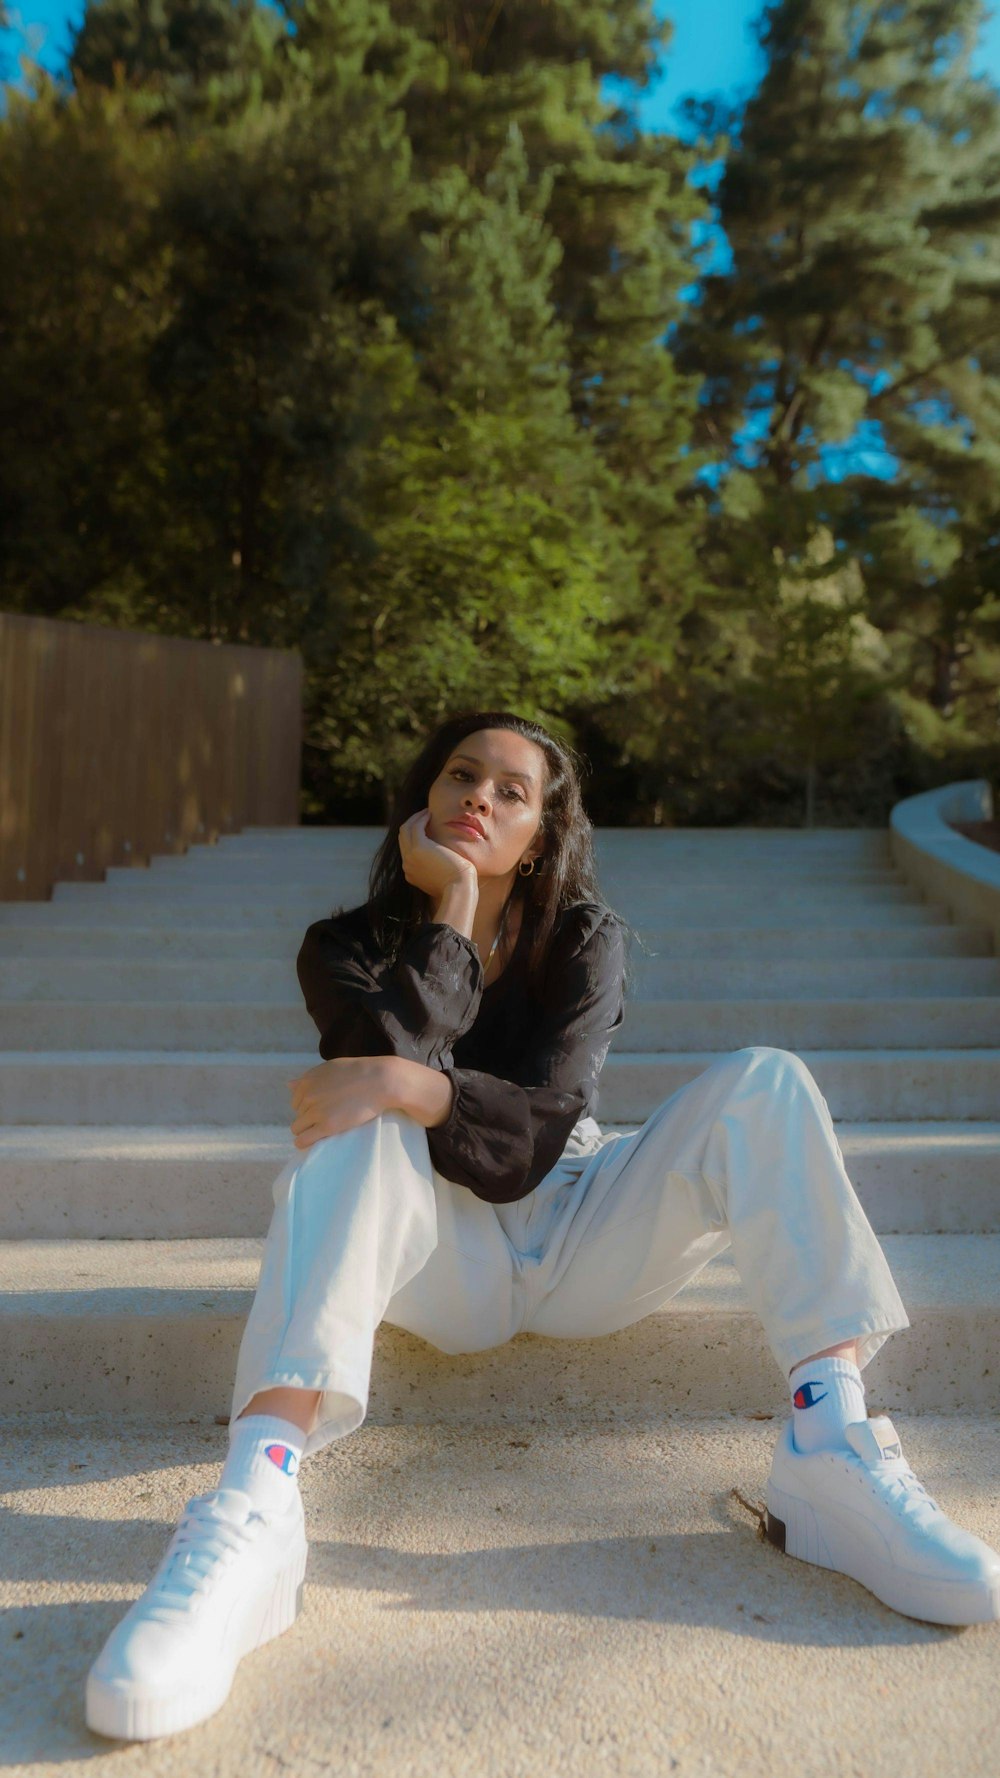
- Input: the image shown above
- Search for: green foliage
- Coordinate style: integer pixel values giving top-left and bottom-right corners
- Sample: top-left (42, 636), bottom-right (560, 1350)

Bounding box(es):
top-left (669, 0), bottom-right (1000, 820)
top-left (2, 0), bottom-right (999, 824)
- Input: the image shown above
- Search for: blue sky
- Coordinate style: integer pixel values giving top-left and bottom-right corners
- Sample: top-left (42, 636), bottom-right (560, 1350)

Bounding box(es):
top-left (6, 0), bottom-right (1000, 126)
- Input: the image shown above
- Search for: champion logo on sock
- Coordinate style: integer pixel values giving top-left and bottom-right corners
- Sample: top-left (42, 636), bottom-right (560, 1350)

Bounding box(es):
top-left (793, 1381), bottom-right (828, 1409)
top-left (264, 1442), bottom-right (299, 1476)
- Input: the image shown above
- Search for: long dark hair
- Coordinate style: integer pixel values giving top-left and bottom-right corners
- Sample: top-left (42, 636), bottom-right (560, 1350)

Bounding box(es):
top-left (351, 709), bottom-right (636, 999)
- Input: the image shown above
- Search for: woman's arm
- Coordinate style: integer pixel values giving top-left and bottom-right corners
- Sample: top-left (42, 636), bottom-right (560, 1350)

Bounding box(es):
top-left (296, 906), bottom-right (485, 1068)
top-left (293, 913), bottom-right (623, 1177)
top-left (424, 908), bottom-right (626, 1204)
top-left (287, 1053), bottom-right (454, 1148)
top-left (297, 809), bottom-right (483, 1068)
top-left (291, 817), bottom-right (478, 1144)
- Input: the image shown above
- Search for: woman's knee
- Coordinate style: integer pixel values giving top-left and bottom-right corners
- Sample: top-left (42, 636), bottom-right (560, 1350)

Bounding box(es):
top-left (691, 1046), bottom-right (821, 1122)
top-left (731, 1044), bottom-right (815, 1085)
top-left (291, 1111), bottom-right (435, 1205)
top-left (731, 1049), bottom-right (837, 1141)
top-left (294, 1109), bottom-right (419, 1162)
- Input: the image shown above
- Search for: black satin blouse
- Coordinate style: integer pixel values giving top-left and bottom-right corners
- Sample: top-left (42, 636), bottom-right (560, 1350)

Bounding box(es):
top-left (295, 898), bottom-right (627, 1205)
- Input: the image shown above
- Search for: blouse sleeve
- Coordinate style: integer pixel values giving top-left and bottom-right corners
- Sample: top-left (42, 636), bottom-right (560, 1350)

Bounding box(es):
top-left (425, 908), bottom-right (626, 1205)
top-left (296, 914), bottom-right (485, 1068)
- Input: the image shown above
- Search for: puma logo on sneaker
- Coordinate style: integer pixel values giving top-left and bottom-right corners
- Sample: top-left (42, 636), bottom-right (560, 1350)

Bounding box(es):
top-left (847, 1417), bottom-right (908, 1464)
top-left (264, 1444), bottom-right (299, 1476)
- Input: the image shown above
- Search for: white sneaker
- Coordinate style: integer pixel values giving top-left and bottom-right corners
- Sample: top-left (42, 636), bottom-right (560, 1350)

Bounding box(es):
top-left (85, 1484), bottom-right (308, 1741)
top-left (765, 1414), bottom-right (1000, 1625)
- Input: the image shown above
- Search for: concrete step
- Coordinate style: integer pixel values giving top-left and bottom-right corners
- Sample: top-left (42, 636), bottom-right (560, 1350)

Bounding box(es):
top-left (0, 921), bottom-right (992, 959)
top-left (615, 999), bottom-right (1000, 1049)
top-left (3, 1048), bottom-right (1000, 1122)
top-left (5, 954), bottom-right (999, 1001)
top-left (1, 1234), bottom-right (996, 1416)
top-left (627, 957), bottom-right (1000, 995)
top-left (189, 830), bottom-right (902, 850)
top-left (4, 1411), bottom-right (995, 1774)
top-left (2, 1122), bottom-right (998, 1239)
top-left (602, 1052), bottom-right (1000, 1121)
top-left (6, 994), bottom-right (1000, 1051)
top-left (130, 858), bottom-right (905, 885)
top-left (219, 820), bottom-right (896, 855)
top-left (44, 879), bottom-right (933, 910)
top-left (0, 895), bottom-right (957, 928)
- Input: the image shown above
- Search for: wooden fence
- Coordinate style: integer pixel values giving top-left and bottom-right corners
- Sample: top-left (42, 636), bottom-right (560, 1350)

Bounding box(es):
top-left (0, 613), bottom-right (303, 901)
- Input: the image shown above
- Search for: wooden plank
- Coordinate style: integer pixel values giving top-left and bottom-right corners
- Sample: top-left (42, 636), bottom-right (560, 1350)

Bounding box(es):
top-left (0, 614), bottom-right (302, 900)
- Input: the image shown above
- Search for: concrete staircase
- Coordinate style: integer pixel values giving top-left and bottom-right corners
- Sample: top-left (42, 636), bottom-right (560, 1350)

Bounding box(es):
top-left (2, 824), bottom-right (998, 1771)
top-left (2, 823), bottom-right (999, 1414)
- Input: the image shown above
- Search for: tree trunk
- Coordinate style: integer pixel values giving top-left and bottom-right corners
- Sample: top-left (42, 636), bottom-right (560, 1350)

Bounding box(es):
top-left (804, 749), bottom-right (816, 828)
top-left (930, 638), bottom-right (959, 717)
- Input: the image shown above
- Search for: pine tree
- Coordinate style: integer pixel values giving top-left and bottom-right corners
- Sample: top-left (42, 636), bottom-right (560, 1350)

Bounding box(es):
top-left (0, 72), bottom-right (174, 617)
top-left (386, 1), bottom-right (716, 807)
top-left (70, 0), bottom-right (275, 122)
top-left (672, 0), bottom-right (1000, 804)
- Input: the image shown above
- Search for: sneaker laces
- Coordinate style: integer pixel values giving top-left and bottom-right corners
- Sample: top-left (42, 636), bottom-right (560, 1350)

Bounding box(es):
top-left (860, 1456), bottom-right (942, 1520)
top-left (843, 1418), bottom-right (943, 1521)
top-left (146, 1493), bottom-right (263, 1614)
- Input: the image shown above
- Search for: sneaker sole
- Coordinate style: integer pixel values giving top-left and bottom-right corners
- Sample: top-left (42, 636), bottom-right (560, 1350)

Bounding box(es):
top-left (765, 1479), bottom-right (1000, 1627)
top-left (85, 1544), bottom-right (308, 1741)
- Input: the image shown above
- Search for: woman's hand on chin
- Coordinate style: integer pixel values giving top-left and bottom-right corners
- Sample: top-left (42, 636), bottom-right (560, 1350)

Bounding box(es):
top-left (398, 807), bottom-right (479, 902)
top-left (286, 1056), bottom-right (393, 1148)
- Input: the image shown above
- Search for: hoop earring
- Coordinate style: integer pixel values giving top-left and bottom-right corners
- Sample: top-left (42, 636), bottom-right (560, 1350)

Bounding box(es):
top-left (518, 857), bottom-right (536, 877)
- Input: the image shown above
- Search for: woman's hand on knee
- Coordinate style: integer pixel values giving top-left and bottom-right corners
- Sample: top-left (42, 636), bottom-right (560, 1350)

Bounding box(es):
top-left (286, 1056), bottom-right (393, 1148)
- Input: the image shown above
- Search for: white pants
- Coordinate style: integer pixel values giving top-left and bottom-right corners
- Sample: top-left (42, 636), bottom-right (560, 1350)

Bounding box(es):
top-left (230, 1045), bottom-right (911, 1460)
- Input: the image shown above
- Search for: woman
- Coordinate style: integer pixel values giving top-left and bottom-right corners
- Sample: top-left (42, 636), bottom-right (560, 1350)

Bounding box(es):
top-left (85, 709), bottom-right (1000, 1741)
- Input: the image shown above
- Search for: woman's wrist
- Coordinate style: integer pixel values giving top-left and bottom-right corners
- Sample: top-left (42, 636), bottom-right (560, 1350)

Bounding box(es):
top-left (430, 875), bottom-right (479, 943)
top-left (319, 1054), bottom-right (395, 1112)
top-left (380, 1055), bottom-right (455, 1129)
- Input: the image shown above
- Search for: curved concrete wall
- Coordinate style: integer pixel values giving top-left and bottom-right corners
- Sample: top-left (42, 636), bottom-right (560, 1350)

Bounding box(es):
top-left (889, 778), bottom-right (1000, 955)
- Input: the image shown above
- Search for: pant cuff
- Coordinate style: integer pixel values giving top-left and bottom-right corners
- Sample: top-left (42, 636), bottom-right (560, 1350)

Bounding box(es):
top-left (776, 1308), bottom-right (912, 1378)
top-left (230, 1364), bottom-right (369, 1460)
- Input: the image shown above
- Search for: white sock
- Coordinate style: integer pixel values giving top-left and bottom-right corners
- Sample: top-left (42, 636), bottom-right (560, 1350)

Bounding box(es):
top-left (218, 1413), bottom-right (306, 1515)
top-left (789, 1355), bottom-right (867, 1454)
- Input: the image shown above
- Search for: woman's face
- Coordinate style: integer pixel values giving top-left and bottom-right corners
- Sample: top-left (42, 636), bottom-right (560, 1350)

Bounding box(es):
top-left (426, 727), bottom-right (548, 883)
